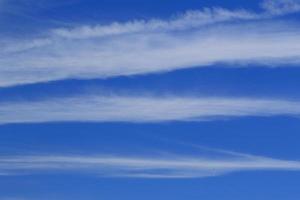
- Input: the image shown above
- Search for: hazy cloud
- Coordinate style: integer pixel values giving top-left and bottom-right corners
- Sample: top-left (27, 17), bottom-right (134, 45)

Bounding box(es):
top-left (1, 1), bottom-right (300, 87)
top-left (1, 149), bottom-right (300, 178)
top-left (1, 95), bottom-right (300, 124)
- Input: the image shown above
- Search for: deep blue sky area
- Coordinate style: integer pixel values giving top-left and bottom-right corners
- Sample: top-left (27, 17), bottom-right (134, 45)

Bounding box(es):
top-left (1, 0), bottom-right (300, 199)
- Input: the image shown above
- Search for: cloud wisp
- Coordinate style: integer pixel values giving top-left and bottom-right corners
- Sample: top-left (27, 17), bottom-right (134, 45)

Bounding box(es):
top-left (261, 0), bottom-right (300, 15)
top-left (51, 8), bottom-right (259, 39)
top-left (1, 95), bottom-right (300, 124)
top-left (1, 149), bottom-right (300, 178)
top-left (51, 0), bottom-right (300, 39)
top-left (1, 0), bottom-right (300, 87)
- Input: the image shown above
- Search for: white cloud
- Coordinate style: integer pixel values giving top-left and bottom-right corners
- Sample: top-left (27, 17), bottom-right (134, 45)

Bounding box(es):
top-left (52, 8), bottom-right (259, 39)
top-left (1, 1), bottom-right (300, 87)
top-left (1, 95), bottom-right (300, 124)
top-left (261, 0), bottom-right (300, 15)
top-left (50, 0), bottom-right (300, 39)
top-left (1, 22), bottom-right (300, 87)
top-left (1, 149), bottom-right (300, 178)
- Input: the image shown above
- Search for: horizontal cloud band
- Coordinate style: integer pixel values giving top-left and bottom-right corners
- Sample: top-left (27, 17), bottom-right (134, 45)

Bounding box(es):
top-left (1, 0), bottom-right (300, 87)
top-left (1, 150), bottom-right (300, 178)
top-left (1, 96), bottom-right (300, 124)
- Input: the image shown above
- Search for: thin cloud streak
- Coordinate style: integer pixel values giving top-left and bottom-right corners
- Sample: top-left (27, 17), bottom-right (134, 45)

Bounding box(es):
top-left (261, 0), bottom-right (300, 15)
top-left (51, 0), bottom-right (300, 39)
top-left (1, 95), bottom-right (300, 124)
top-left (52, 8), bottom-right (259, 39)
top-left (1, 1), bottom-right (300, 87)
top-left (1, 150), bottom-right (300, 178)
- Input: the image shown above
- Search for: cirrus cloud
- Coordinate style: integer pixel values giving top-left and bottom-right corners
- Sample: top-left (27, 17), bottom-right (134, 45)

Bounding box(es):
top-left (1, 95), bottom-right (300, 124)
top-left (1, 1), bottom-right (300, 87)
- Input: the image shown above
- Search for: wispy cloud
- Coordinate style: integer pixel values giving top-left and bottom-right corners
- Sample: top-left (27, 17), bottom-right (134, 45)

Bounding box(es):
top-left (1, 1), bottom-right (300, 87)
top-left (261, 0), bottom-right (300, 15)
top-left (1, 149), bottom-right (300, 178)
top-left (1, 95), bottom-right (300, 124)
top-left (52, 8), bottom-right (259, 39)
top-left (51, 0), bottom-right (300, 40)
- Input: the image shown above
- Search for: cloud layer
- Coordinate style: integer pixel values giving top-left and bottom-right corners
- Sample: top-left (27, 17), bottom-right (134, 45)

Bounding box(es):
top-left (1, 0), bottom-right (300, 87)
top-left (261, 0), bottom-right (300, 15)
top-left (52, 0), bottom-right (300, 39)
top-left (1, 149), bottom-right (300, 178)
top-left (1, 95), bottom-right (300, 124)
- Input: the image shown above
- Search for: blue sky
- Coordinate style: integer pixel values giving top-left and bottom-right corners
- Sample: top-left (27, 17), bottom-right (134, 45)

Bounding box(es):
top-left (1, 0), bottom-right (300, 199)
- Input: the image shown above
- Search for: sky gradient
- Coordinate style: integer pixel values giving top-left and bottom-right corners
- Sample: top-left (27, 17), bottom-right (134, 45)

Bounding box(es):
top-left (0, 0), bottom-right (300, 199)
